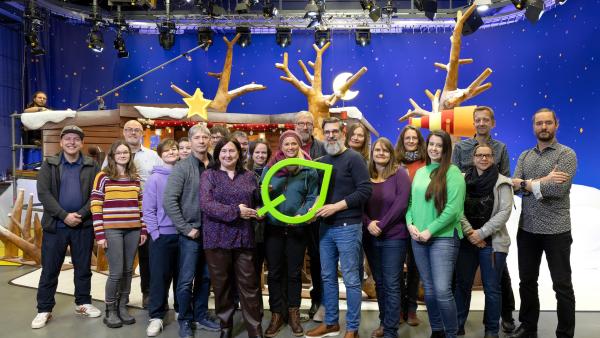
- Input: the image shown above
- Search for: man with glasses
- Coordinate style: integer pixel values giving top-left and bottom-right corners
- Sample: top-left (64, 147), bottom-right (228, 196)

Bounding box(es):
top-left (293, 111), bottom-right (327, 320)
top-left (451, 106), bottom-right (517, 334)
top-left (103, 119), bottom-right (163, 309)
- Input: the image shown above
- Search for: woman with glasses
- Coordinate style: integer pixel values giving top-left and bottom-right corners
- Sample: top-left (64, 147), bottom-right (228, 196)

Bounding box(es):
top-left (454, 144), bottom-right (513, 338)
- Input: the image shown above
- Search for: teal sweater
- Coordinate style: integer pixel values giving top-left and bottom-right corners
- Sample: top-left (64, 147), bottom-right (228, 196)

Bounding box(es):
top-left (406, 163), bottom-right (466, 238)
top-left (259, 166), bottom-right (319, 227)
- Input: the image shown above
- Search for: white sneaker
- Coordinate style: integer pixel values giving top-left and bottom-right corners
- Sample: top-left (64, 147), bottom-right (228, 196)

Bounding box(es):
top-left (75, 304), bottom-right (102, 318)
top-left (146, 318), bottom-right (163, 337)
top-left (31, 312), bottom-right (52, 329)
top-left (312, 305), bottom-right (325, 323)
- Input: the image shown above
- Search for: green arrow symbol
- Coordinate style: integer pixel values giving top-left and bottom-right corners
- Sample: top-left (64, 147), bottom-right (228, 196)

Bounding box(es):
top-left (257, 158), bottom-right (333, 224)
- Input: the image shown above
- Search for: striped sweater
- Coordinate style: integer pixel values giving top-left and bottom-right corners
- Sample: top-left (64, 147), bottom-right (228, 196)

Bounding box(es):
top-left (91, 171), bottom-right (147, 241)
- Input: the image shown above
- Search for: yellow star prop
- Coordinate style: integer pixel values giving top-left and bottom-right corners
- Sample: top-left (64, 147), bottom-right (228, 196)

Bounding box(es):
top-left (183, 88), bottom-right (211, 120)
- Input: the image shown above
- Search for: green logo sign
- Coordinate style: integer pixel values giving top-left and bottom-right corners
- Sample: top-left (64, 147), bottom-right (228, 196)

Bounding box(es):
top-left (257, 158), bottom-right (333, 224)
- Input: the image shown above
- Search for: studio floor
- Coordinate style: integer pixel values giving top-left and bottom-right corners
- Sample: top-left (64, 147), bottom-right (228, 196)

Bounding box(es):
top-left (1, 266), bottom-right (599, 338)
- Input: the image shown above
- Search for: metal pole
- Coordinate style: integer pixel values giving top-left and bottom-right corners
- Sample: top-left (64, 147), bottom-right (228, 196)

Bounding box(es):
top-left (11, 112), bottom-right (17, 201)
top-left (77, 43), bottom-right (207, 111)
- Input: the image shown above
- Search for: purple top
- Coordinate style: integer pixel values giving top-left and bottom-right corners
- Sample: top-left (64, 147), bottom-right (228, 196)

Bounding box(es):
top-left (363, 168), bottom-right (411, 240)
top-left (199, 169), bottom-right (259, 249)
top-left (143, 165), bottom-right (178, 240)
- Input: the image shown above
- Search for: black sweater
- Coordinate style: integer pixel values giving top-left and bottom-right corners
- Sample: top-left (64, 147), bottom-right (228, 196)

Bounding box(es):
top-left (318, 148), bottom-right (372, 226)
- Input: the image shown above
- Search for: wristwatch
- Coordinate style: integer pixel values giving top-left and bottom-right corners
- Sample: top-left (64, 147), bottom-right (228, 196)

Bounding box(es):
top-left (520, 180), bottom-right (527, 189)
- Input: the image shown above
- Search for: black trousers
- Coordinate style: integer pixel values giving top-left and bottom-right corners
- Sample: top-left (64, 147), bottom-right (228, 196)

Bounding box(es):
top-left (37, 227), bottom-right (94, 312)
top-left (400, 240), bottom-right (420, 315)
top-left (265, 226), bottom-right (307, 313)
top-left (139, 240), bottom-right (150, 295)
top-left (501, 264), bottom-right (516, 321)
top-left (148, 234), bottom-right (179, 319)
top-left (517, 229), bottom-right (575, 338)
top-left (306, 221), bottom-right (322, 304)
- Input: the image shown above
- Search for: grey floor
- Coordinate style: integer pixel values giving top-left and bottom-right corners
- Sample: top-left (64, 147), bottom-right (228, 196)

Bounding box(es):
top-left (1, 265), bottom-right (598, 338)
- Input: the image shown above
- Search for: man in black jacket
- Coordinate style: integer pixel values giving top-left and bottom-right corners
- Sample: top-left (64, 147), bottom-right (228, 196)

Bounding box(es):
top-left (31, 125), bottom-right (101, 329)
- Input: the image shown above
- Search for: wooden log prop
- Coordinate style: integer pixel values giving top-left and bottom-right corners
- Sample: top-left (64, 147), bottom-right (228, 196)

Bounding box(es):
top-left (34, 213), bottom-right (43, 249)
top-left (23, 194), bottom-right (34, 240)
top-left (171, 34), bottom-right (267, 113)
top-left (95, 246), bottom-right (108, 272)
top-left (2, 189), bottom-right (25, 258)
top-left (398, 3), bottom-right (492, 138)
top-left (0, 225), bottom-right (41, 264)
top-left (275, 41), bottom-right (368, 138)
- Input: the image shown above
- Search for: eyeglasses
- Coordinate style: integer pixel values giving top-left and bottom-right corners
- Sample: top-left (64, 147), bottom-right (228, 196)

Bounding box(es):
top-left (474, 154), bottom-right (493, 159)
top-left (124, 128), bottom-right (143, 134)
top-left (295, 122), bottom-right (314, 128)
top-left (115, 151), bottom-right (130, 156)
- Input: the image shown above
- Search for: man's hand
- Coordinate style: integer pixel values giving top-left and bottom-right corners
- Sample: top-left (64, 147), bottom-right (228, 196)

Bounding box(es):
top-left (139, 234), bottom-right (147, 246)
top-left (187, 228), bottom-right (200, 239)
top-left (97, 239), bottom-right (107, 249)
top-left (367, 220), bottom-right (382, 237)
top-left (315, 201), bottom-right (346, 219)
top-left (64, 212), bottom-right (82, 227)
top-left (467, 230), bottom-right (486, 248)
top-left (541, 166), bottom-right (570, 184)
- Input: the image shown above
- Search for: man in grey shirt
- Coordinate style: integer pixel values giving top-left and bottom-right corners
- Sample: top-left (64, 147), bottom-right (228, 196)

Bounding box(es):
top-left (509, 108), bottom-right (577, 338)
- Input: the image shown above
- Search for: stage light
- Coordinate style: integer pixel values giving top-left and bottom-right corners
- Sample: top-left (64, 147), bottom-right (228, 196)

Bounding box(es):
top-left (275, 27), bottom-right (291, 47)
top-left (158, 21), bottom-right (176, 50)
top-left (314, 28), bottom-right (330, 47)
top-left (382, 0), bottom-right (397, 17)
top-left (236, 26), bottom-right (251, 47)
top-left (208, 1), bottom-right (226, 17)
top-left (305, 0), bottom-right (320, 17)
top-left (360, 0), bottom-right (382, 22)
top-left (197, 27), bottom-right (213, 48)
top-left (525, 0), bottom-right (545, 23)
top-left (510, 0), bottom-right (526, 10)
top-left (235, 0), bottom-right (250, 14)
top-left (459, 5), bottom-right (483, 35)
top-left (475, 0), bottom-right (491, 12)
top-left (355, 28), bottom-right (371, 47)
top-left (413, 0), bottom-right (437, 20)
top-left (87, 24), bottom-right (104, 53)
top-left (113, 32), bottom-right (128, 58)
top-left (24, 1), bottom-right (45, 56)
top-left (113, 6), bottom-right (129, 58)
top-left (263, 0), bottom-right (278, 18)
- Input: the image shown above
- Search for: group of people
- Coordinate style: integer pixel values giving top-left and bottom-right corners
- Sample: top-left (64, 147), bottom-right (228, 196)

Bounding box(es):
top-left (30, 105), bottom-right (577, 338)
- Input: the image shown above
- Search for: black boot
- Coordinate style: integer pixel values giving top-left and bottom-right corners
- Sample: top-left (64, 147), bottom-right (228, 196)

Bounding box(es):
top-left (220, 328), bottom-right (233, 338)
top-left (103, 302), bottom-right (123, 328)
top-left (117, 295), bottom-right (136, 325)
top-left (430, 331), bottom-right (445, 338)
top-left (507, 325), bottom-right (538, 338)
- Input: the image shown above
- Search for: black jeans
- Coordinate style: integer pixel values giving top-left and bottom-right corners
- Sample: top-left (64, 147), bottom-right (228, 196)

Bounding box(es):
top-left (517, 229), bottom-right (575, 338)
top-left (265, 225), bottom-right (307, 313)
top-left (400, 241), bottom-right (420, 315)
top-left (501, 264), bottom-right (516, 322)
top-left (37, 227), bottom-right (94, 312)
top-left (149, 234), bottom-right (179, 319)
top-left (306, 221), bottom-right (322, 305)
top-left (139, 239), bottom-right (150, 295)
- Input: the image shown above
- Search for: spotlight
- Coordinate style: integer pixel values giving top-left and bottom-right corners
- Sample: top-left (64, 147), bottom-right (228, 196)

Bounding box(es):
top-left (360, 0), bottom-right (382, 22)
top-left (314, 28), bottom-right (330, 48)
top-left (24, 2), bottom-right (45, 56)
top-left (236, 26), bottom-right (251, 47)
top-left (235, 0), bottom-right (250, 14)
top-left (458, 5), bottom-right (483, 35)
top-left (510, 0), bottom-right (526, 10)
top-left (263, 0), bottom-right (278, 18)
top-left (25, 31), bottom-right (45, 55)
top-left (208, 1), bottom-right (226, 17)
top-left (87, 24), bottom-right (104, 53)
top-left (275, 27), bottom-right (291, 47)
top-left (305, 0), bottom-right (320, 17)
top-left (382, 0), bottom-right (397, 17)
top-left (413, 0), bottom-right (437, 20)
top-left (197, 27), bottom-right (213, 48)
top-left (355, 28), bottom-right (371, 47)
top-left (158, 21), bottom-right (176, 50)
top-left (113, 32), bottom-right (128, 58)
top-left (525, 0), bottom-right (545, 23)
top-left (475, 0), bottom-right (491, 12)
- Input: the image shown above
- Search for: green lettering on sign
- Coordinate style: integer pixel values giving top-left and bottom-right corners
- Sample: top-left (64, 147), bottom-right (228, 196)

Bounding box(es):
top-left (257, 158), bottom-right (332, 224)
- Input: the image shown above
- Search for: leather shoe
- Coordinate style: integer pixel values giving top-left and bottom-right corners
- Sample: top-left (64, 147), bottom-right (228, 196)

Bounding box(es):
top-left (265, 313), bottom-right (285, 338)
top-left (507, 325), bottom-right (537, 338)
top-left (344, 331), bottom-right (359, 338)
top-left (220, 328), bottom-right (233, 338)
top-left (370, 326), bottom-right (383, 338)
top-left (430, 331), bottom-right (445, 338)
top-left (502, 319), bottom-right (516, 333)
top-left (309, 302), bottom-right (320, 319)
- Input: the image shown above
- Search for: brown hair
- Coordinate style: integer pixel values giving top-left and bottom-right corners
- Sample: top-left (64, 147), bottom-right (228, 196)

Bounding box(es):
top-left (157, 138), bottom-right (178, 157)
top-left (473, 106), bottom-right (495, 121)
top-left (246, 139), bottom-right (272, 170)
top-left (368, 137), bottom-right (398, 180)
top-left (210, 125), bottom-right (230, 138)
top-left (345, 122), bottom-right (371, 161)
top-left (103, 140), bottom-right (139, 180)
top-left (395, 125), bottom-right (427, 164)
top-left (321, 117), bottom-right (343, 131)
top-left (532, 107), bottom-right (558, 124)
top-left (425, 130), bottom-right (453, 215)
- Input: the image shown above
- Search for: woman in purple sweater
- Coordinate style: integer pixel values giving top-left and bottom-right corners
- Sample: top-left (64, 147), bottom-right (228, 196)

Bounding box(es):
top-left (142, 138), bottom-right (180, 336)
top-left (363, 137), bottom-right (411, 338)
top-left (199, 137), bottom-right (263, 338)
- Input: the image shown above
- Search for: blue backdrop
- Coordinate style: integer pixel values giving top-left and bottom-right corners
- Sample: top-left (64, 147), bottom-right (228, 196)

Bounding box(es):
top-left (27, 0), bottom-right (600, 187)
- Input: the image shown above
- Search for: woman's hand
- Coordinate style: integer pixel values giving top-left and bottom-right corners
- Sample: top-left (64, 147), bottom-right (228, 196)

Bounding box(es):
top-left (367, 220), bottom-right (382, 237)
top-left (408, 224), bottom-right (421, 241)
top-left (97, 239), bottom-right (107, 249)
top-left (139, 234), bottom-right (147, 246)
top-left (239, 204), bottom-right (257, 220)
top-left (418, 229), bottom-right (432, 242)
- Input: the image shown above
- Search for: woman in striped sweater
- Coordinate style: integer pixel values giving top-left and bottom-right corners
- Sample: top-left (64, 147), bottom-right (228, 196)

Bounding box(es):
top-left (91, 140), bottom-right (147, 328)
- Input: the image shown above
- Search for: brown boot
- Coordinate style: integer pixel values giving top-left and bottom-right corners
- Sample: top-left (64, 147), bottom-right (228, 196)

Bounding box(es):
top-left (305, 323), bottom-right (341, 338)
top-left (265, 312), bottom-right (285, 338)
top-left (370, 326), bottom-right (383, 338)
top-left (399, 311), bottom-right (405, 324)
top-left (344, 330), bottom-right (359, 338)
top-left (407, 312), bottom-right (421, 326)
top-left (288, 307), bottom-right (304, 337)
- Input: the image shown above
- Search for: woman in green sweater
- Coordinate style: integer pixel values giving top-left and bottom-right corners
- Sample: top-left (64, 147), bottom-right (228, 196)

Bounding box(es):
top-left (406, 130), bottom-right (466, 338)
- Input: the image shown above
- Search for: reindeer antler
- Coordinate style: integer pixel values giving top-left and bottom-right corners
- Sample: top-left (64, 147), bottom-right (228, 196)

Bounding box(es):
top-left (276, 52), bottom-right (311, 95)
top-left (398, 89), bottom-right (440, 122)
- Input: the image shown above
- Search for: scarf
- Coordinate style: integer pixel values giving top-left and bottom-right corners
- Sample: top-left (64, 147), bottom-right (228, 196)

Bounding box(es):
top-left (403, 151), bottom-right (422, 163)
top-left (464, 165), bottom-right (499, 198)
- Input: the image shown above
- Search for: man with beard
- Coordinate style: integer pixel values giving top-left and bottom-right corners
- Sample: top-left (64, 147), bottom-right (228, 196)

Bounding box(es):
top-left (306, 117), bottom-right (372, 338)
top-left (509, 108), bottom-right (577, 338)
top-left (294, 111), bottom-right (326, 320)
top-left (452, 106), bottom-right (516, 333)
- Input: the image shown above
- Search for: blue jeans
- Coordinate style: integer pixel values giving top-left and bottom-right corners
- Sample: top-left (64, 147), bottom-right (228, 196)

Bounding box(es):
top-left (149, 234), bottom-right (180, 319)
top-left (412, 235), bottom-right (459, 338)
top-left (320, 223), bottom-right (363, 331)
top-left (176, 234), bottom-right (211, 323)
top-left (364, 235), bottom-right (408, 338)
top-left (455, 239), bottom-right (506, 336)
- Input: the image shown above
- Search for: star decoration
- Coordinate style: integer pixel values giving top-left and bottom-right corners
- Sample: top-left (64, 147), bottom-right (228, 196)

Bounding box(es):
top-left (183, 88), bottom-right (211, 120)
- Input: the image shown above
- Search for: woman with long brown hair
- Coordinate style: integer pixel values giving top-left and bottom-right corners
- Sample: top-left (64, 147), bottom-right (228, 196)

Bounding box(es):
top-left (406, 130), bottom-right (466, 338)
top-left (345, 122), bottom-right (371, 162)
top-left (91, 140), bottom-right (147, 328)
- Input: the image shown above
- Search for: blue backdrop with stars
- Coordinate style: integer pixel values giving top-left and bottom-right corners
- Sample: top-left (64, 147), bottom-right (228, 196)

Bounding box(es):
top-left (29, 1), bottom-right (600, 187)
